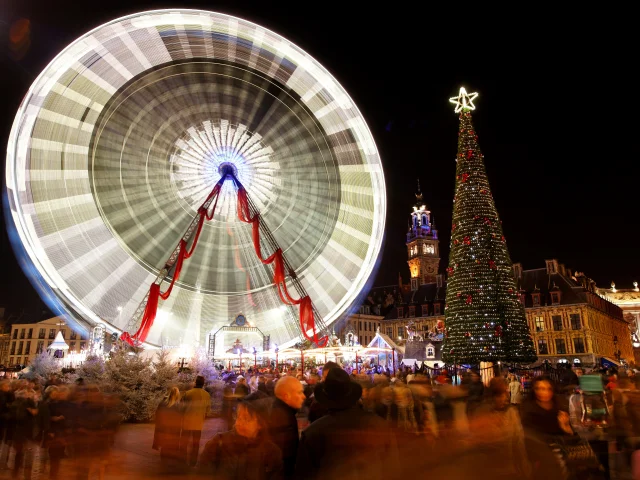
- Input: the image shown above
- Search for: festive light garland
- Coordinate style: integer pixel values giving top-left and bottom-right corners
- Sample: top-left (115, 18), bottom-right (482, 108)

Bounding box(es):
top-left (442, 89), bottom-right (536, 365)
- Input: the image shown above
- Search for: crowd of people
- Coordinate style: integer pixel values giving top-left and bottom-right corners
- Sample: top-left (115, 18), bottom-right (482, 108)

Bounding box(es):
top-left (2, 362), bottom-right (640, 479)
top-left (0, 376), bottom-right (120, 479)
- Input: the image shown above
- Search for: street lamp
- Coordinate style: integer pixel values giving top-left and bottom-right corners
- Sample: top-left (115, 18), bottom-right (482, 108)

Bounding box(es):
top-left (253, 347), bottom-right (257, 368)
top-left (613, 335), bottom-right (621, 363)
top-left (178, 357), bottom-right (187, 372)
top-left (275, 344), bottom-right (279, 371)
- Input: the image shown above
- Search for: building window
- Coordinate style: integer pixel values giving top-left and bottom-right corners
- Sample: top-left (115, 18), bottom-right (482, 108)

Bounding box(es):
top-left (17, 342), bottom-right (23, 355)
top-left (15, 358), bottom-right (20, 365)
top-left (535, 316), bottom-right (545, 332)
top-left (422, 305), bottom-right (429, 317)
top-left (434, 304), bottom-right (441, 315)
top-left (570, 314), bottom-right (581, 330)
top-left (532, 294), bottom-right (540, 307)
top-left (38, 328), bottom-right (45, 339)
top-left (36, 341), bottom-right (44, 354)
top-left (397, 307), bottom-right (404, 318)
top-left (47, 341), bottom-right (52, 348)
top-left (552, 315), bottom-right (563, 331)
top-left (387, 327), bottom-right (393, 337)
top-left (25, 342), bottom-right (31, 355)
top-left (60, 330), bottom-right (66, 339)
top-left (397, 330), bottom-right (403, 340)
top-left (12, 330), bottom-right (17, 339)
top-left (538, 339), bottom-right (548, 355)
top-left (359, 321), bottom-right (362, 331)
top-left (426, 346), bottom-right (435, 358)
top-left (80, 342), bottom-right (86, 350)
top-left (70, 331), bottom-right (77, 340)
top-left (409, 306), bottom-right (415, 317)
top-left (573, 338), bottom-right (585, 353)
top-left (555, 339), bottom-right (567, 354)
top-left (27, 329), bottom-right (33, 339)
top-left (9, 358), bottom-right (14, 366)
top-left (551, 293), bottom-right (560, 305)
top-left (70, 342), bottom-right (76, 351)
top-left (10, 342), bottom-right (15, 355)
top-left (49, 329), bottom-right (56, 339)
top-left (20, 329), bottom-right (25, 339)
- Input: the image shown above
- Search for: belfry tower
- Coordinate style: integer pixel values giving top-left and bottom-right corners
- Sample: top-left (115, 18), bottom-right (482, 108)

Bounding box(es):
top-left (406, 180), bottom-right (440, 290)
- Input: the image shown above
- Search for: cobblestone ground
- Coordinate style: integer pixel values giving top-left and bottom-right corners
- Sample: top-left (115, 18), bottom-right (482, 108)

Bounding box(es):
top-left (0, 417), bottom-right (226, 480)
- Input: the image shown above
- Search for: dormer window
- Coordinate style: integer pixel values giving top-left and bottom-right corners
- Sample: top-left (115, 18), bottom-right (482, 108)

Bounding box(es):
top-left (408, 306), bottom-right (415, 317)
top-left (551, 292), bottom-right (560, 305)
top-left (532, 293), bottom-right (541, 306)
top-left (426, 345), bottom-right (435, 358)
top-left (545, 259), bottom-right (558, 274)
top-left (397, 307), bottom-right (404, 318)
top-left (519, 293), bottom-right (526, 306)
top-left (513, 263), bottom-right (523, 279)
top-left (434, 304), bottom-right (441, 315)
top-left (422, 305), bottom-right (429, 316)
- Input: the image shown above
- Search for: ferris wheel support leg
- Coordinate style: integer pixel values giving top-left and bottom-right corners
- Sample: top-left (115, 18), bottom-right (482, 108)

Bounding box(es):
top-left (231, 174), bottom-right (329, 347)
top-left (120, 175), bottom-right (229, 346)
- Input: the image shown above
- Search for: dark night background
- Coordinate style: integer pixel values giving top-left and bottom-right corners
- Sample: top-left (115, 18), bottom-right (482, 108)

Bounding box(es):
top-left (0, 1), bottom-right (637, 315)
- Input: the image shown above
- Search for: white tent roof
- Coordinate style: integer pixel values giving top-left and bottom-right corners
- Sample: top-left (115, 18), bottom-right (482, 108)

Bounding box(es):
top-left (47, 331), bottom-right (69, 351)
top-left (367, 331), bottom-right (404, 354)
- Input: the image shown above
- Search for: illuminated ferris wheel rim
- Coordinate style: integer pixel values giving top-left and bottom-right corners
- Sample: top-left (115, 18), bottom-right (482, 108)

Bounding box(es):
top-left (5, 9), bottom-right (386, 349)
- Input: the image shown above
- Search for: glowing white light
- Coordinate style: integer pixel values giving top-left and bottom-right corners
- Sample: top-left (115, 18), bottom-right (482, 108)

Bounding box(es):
top-left (449, 87), bottom-right (478, 113)
top-left (5, 9), bottom-right (386, 349)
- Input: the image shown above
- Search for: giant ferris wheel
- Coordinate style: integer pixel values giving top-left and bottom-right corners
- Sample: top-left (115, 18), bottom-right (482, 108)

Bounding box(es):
top-left (5, 10), bottom-right (386, 350)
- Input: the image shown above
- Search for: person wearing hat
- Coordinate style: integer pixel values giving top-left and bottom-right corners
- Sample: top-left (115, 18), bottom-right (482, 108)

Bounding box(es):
top-left (234, 376), bottom-right (250, 398)
top-left (295, 368), bottom-right (399, 479)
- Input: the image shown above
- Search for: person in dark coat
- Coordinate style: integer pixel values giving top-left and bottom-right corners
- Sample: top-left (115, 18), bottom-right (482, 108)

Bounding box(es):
top-left (269, 377), bottom-right (305, 480)
top-left (11, 382), bottom-right (39, 479)
top-left (295, 368), bottom-right (399, 480)
top-left (307, 361), bottom-right (340, 424)
top-left (0, 380), bottom-right (15, 466)
top-left (41, 385), bottom-right (71, 480)
top-left (152, 387), bottom-right (184, 470)
top-left (199, 400), bottom-right (282, 480)
top-left (234, 376), bottom-right (251, 397)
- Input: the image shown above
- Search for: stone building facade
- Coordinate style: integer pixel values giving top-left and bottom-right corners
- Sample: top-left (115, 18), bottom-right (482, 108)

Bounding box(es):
top-left (597, 282), bottom-right (640, 364)
top-left (8, 316), bottom-right (87, 367)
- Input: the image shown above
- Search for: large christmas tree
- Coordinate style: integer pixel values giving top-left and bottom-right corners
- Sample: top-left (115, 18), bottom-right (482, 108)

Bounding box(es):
top-left (442, 88), bottom-right (536, 365)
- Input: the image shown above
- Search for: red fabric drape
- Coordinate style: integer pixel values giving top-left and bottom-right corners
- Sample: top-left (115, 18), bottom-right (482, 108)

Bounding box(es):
top-left (237, 187), bottom-right (327, 347)
top-left (122, 181), bottom-right (327, 347)
top-left (121, 184), bottom-right (222, 346)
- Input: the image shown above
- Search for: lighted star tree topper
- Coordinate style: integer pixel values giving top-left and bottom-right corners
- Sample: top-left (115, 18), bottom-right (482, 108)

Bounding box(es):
top-left (442, 87), bottom-right (536, 365)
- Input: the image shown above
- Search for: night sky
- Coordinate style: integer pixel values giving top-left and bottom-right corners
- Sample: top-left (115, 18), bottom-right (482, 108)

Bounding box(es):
top-left (1, 2), bottom-right (637, 314)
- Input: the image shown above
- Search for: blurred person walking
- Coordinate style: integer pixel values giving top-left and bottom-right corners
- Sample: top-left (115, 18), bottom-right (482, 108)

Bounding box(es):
top-left (153, 387), bottom-right (184, 471)
top-left (295, 368), bottom-right (399, 480)
top-left (11, 380), bottom-right (38, 480)
top-left (199, 400), bottom-right (282, 479)
top-left (0, 380), bottom-right (15, 467)
top-left (181, 375), bottom-right (211, 467)
top-left (40, 385), bottom-right (71, 480)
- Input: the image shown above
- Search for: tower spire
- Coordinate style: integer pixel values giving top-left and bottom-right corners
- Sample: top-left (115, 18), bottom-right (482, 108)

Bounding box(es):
top-left (406, 178), bottom-right (439, 290)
